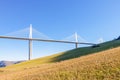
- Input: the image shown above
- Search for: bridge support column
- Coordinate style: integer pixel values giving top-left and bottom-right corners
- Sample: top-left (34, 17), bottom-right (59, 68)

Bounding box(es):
top-left (28, 24), bottom-right (32, 60)
top-left (75, 43), bottom-right (78, 49)
top-left (29, 40), bottom-right (32, 60)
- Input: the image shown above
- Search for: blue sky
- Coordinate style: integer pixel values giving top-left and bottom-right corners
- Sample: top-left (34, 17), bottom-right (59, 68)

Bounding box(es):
top-left (0, 0), bottom-right (120, 60)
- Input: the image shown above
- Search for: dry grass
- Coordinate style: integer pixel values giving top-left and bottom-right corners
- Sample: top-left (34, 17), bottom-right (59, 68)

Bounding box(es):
top-left (0, 47), bottom-right (120, 80)
top-left (3, 39), bottom-right (120, 71)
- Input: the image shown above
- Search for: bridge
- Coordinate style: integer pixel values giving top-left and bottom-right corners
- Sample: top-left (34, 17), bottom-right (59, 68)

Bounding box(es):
top-left (0, 24), bottom-right (96, 60)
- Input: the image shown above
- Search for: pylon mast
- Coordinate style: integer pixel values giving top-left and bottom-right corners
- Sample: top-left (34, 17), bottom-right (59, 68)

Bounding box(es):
top-left (29, 24), bottom-right (32, 60)
top-left (75, 32), bottom-right (78, 48)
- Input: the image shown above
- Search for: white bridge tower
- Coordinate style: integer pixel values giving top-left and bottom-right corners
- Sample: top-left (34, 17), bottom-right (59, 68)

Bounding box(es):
top-left (29, 24), bottom-right (32, 60)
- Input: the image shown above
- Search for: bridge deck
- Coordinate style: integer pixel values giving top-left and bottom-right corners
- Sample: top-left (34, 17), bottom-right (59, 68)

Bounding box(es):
top-left (0, 36), bottom-right (96, 45)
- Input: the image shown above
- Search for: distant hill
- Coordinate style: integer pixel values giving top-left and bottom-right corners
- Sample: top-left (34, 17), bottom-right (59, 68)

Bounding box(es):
top-left (116, 36), bottom-right (120, 40)
top-left (0, 60), bottom-right (25, 67)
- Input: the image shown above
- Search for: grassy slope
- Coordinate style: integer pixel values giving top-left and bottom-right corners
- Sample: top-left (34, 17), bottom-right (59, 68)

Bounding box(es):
top-left (3, 39), bottom-right (120, 70)
top-left (0, 44), bottom-right (120, 80)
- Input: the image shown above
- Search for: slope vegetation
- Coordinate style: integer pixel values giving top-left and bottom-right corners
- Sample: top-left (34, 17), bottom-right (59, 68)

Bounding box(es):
top-left (0, 39), bottom-right (120, 80)
top-left (3, 39), bottom-right (120, 70)
top-left (0, 46), bottom-right (120, 80)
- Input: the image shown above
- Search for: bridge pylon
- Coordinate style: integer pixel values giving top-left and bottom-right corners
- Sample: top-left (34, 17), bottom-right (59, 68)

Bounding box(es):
top-left (75, 32), bottom-right (78, 48)
top-left (29, 24), bottom-right (32, 60)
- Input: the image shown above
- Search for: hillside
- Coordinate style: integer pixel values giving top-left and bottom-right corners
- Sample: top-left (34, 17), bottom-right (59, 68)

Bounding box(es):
top-left (3, 39), bottom-right (120, 70)
top-left (0, 45), bottom-right (120, 80)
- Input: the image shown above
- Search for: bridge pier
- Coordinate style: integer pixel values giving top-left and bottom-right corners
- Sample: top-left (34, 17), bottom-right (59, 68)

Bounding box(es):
top-left (29, 40), bottom-right (32, 60)
top-left (28, 24), bottom-right (32, 60)
top-left (75, 43), bottom-right (78, 49)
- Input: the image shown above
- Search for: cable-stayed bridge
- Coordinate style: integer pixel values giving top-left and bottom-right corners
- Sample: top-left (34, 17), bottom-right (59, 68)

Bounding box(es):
top-left (0, 24), bottom-right (96, 60)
